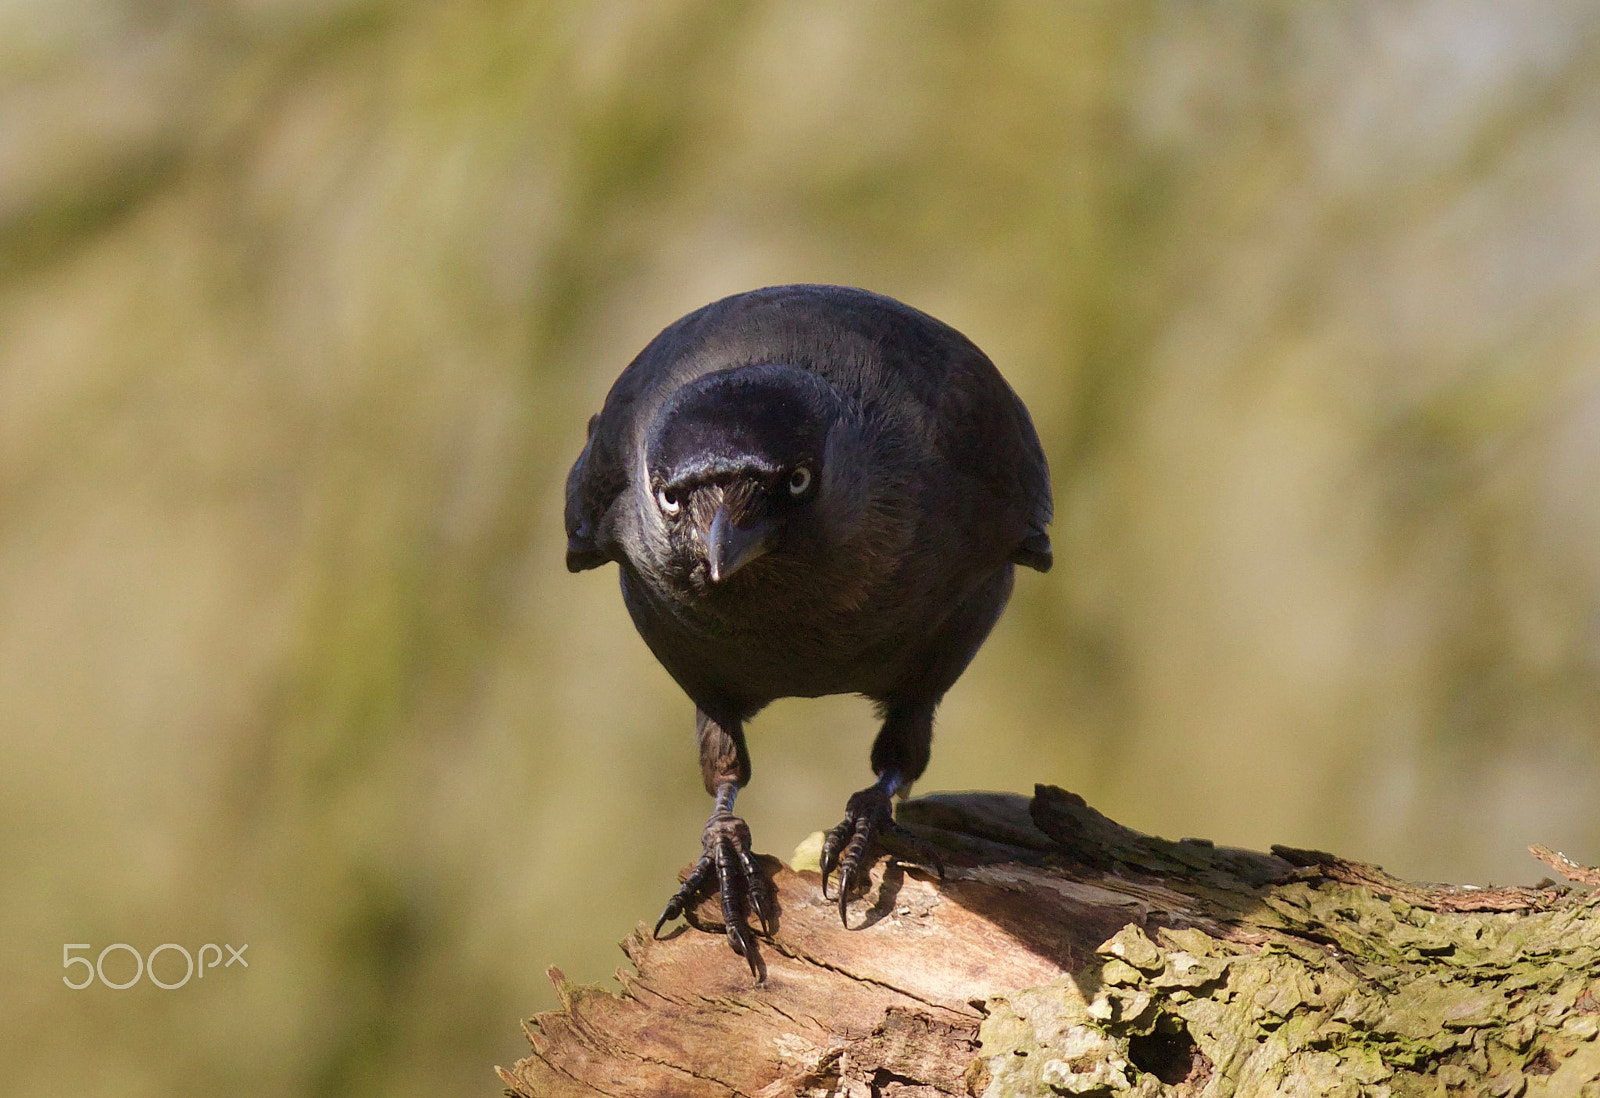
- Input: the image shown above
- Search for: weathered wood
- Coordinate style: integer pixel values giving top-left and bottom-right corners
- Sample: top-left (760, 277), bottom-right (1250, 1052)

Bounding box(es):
top-left (498, 786), bottom-right (1600, 1097)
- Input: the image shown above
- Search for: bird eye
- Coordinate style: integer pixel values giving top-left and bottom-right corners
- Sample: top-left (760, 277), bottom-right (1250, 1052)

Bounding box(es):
top-left (656, 487), bottom-right (681, 515)
top-left (787, 466), bottom-right (813, 497)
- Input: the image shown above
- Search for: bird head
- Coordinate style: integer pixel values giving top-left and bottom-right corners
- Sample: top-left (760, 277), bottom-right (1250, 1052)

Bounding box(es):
top-left (641, 364), bottom-right (842, 589)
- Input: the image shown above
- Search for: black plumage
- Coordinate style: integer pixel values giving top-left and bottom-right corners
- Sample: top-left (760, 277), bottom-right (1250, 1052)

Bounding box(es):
top-left (565, 284), bottom-right (1052, 975)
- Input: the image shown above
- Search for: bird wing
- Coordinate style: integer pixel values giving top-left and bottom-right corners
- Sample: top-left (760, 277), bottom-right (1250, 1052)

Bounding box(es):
top-left (785, 285), bottom-right (1051, 571)
top-left (565, 414), bottom-right (619, 571)
top-left (927, 334), bottom-right (1055, 572)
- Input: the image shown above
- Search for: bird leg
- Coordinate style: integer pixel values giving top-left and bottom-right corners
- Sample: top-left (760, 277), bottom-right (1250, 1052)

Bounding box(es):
top-left (819, 768), bottom-right (946, 928)
top-left (652, 711), bottom-right (770, 978)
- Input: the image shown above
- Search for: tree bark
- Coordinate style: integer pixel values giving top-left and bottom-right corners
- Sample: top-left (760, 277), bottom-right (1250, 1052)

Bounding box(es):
top-left (498, 786), bottom-right (1600, 1097)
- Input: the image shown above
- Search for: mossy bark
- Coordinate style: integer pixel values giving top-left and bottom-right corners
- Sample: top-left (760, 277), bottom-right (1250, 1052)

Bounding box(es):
top-left (499, 787), bottom-right (1600, 1097)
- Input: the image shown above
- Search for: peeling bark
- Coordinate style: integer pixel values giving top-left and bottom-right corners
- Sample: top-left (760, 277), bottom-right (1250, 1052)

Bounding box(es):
top-left (499, 787), bottom-right (1600, 1097)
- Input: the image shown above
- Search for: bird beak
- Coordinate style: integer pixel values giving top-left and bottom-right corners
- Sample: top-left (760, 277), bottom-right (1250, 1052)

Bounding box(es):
top-left (705, 504), bottom-right (774, 583)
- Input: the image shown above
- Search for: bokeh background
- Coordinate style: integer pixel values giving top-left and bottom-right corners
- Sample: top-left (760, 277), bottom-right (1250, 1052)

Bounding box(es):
top-left (4, 1), bottom-right (1600, 1095)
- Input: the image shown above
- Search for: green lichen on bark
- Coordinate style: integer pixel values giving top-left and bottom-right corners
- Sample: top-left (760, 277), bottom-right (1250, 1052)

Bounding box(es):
top-left (973, 882), bottom-right (1600, 1097)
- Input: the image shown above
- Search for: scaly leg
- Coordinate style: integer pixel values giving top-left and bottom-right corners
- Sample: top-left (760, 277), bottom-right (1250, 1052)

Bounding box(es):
top-left (652, 710), bottom-right (771, 977)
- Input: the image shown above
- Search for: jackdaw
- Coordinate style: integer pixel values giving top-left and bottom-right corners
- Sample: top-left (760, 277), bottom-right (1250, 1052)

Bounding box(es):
top-left (565, 284), bottom-right (1052, 974)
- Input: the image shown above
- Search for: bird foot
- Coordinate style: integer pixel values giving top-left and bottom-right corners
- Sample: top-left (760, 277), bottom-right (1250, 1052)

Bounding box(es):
top-left (653, 811), bottom-right (771, 978)
top-left (819, 784), bottom-right (946, 927)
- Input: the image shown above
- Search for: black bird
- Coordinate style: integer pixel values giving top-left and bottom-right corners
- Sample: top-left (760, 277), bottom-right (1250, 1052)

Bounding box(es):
top-left (564, 285), bottom-right (1052, 975)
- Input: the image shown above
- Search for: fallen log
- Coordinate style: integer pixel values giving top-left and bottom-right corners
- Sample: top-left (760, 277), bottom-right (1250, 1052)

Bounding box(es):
top-left (498, 785), bottom-right (1600, 1097)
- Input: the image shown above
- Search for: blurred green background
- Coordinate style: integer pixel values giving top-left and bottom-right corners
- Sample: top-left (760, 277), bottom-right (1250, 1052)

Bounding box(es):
top-left (4, 1), bottom-right (1600, 1095)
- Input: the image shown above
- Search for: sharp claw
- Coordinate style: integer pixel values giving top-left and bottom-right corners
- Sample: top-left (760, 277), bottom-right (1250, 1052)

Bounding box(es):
top-left (719, 873), bottom-right (762, 980)
top-left (737, 847), bottom-right (772, 934)
top-left (818, 824), bottom-right (846, 900)
top-left (738, 905), bottom-right (768, 969)
top-left (654, 854), bottom-right (716, 937)
top-left (735, 927), bottom-right (761, 980)
top-left (834, 819), bottom-right (870, 928)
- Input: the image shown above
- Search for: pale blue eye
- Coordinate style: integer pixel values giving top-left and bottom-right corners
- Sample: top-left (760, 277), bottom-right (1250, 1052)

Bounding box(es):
top-left (788, 467), bottom-right (812, 496)
top-left (656, 487), bottom-right (681, 514)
